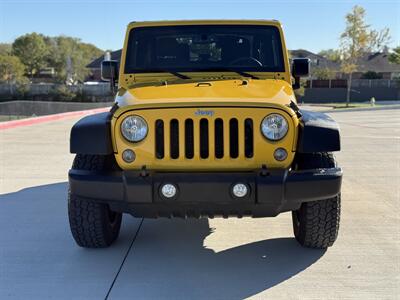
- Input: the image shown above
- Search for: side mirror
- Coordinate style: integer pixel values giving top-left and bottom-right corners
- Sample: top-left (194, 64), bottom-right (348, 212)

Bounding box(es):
top-left (101, 60), bottom-right (119, 82)
top-left (291, 58), bottom-right (310, 89)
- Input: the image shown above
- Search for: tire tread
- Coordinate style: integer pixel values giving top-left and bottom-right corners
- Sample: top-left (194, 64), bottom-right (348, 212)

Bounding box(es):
top-left (68, 154), bottom-right (122, 248)
top-left (292, 152), bottom-right (341, 249)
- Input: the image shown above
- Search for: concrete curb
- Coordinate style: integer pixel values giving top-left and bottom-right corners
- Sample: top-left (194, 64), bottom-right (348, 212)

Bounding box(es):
top-left (0, 107), bottom-right (110, 130)
top-left (321, 105), bottom-right (400, 114)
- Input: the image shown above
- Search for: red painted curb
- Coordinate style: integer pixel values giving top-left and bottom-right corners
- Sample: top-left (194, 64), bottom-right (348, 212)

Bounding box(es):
top-left (0, 107), bottom-right (110, 130)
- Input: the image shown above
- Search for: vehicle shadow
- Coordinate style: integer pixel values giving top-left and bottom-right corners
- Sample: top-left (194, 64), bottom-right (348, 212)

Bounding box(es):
top-left (0, 183), bottom-right (325, 299)
top-left (0, 182), bottom-right (142, 299)
top-left (111, 218), bottom-right (326, 299)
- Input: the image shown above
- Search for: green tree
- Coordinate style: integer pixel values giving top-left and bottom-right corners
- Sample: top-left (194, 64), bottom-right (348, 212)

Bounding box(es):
top-left (361, 71), bottom-right (383, 79)
top-left (0, 43), bottom-right (12, 55)
top-left (45, 36), bottom-right (103, 83)
top-left (312, 67), bottom-right (335, 80)
top-left (339, 5), bottom-right (391, 106)
top-left (389, 47), bottom-right (400, 64)
top-left (318, 49), bottom-right (341, 62)
top-left (12, 33), bottom-right (47, 78)
top-left (0, 54), bottom-right (27, 84)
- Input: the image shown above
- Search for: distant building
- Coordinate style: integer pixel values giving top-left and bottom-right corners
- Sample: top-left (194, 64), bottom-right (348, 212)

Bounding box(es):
top-left (30, 67), bottom-right (56, 83)
top-left (352, 51), bottom-right (400, 79)
top-left (290, 49), bottom-right (399, 79)
top-left (86, 50), bottom-right (122, 81)
top-left (86, 49), bottom-right (400, 81)
top-left (290, 49), bottom-right (341, 73)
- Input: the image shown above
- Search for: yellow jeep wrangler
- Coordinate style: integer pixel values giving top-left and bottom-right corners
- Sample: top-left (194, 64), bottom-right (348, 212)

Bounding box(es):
top-left (68, 20), bottom-right (342, 249)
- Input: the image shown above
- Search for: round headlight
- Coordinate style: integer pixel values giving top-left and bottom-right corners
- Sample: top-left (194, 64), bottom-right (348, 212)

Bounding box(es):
top-left (261, 114), bottom-right (288, 141)
top-left (121, 115), bottom-right (148, 142)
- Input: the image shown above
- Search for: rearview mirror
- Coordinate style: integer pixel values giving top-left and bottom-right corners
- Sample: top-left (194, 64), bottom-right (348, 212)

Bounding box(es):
top-left (101, 60), bottom-right (119, 82)
top-left (291, 58), bottom-right (310, 89)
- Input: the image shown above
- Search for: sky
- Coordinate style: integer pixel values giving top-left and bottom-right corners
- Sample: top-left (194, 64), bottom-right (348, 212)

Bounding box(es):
top-left (0, 0), bottom-right (398, 53)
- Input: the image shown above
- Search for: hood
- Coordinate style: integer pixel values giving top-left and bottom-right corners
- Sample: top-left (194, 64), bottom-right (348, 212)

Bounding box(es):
top-left (115, 79), bottom-right (296, 107)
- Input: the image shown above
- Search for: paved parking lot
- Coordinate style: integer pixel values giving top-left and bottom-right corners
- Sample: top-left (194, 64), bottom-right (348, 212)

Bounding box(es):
top-left (0, 108), bottom-right (399, 299)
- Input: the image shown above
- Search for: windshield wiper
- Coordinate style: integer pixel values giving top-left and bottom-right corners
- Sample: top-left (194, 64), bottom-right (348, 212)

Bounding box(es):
top-left (166, 71), bottom-right (191, 79)
top-left (197, 68), bottom-right (259, 80)
top-left (164, 70), bottom-right (191, 80)
top-left (132, 69), bottom-right (191, 80)
top-left (230, 70), bottom-right (260, 80)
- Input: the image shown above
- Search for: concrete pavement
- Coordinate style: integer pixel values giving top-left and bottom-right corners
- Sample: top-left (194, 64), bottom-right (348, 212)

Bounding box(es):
top-left (0, 109), bottom-right (399, 299)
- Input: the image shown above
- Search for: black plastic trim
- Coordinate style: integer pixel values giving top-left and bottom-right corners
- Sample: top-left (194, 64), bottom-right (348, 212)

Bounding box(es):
top-left (297, 110), bottom-right (341, 153)
top-left (70, 112), bottom-right (113, 155)
top-left (69, 167), bottom-right (342, 218)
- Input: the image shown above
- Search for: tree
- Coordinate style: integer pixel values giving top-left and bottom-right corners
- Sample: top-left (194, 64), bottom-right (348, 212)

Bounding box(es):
top-left (339, 5), bottom-right (391, 106)
top-left (0, 54), bottom-right (27, 84)
top-left (45, 36), bottom-right (103, 83)
top-left (389, 47), bottom-right (400, 64)
top-left (361, 71), bottom-right (383, 79)
top-left (12, 33), bottom-right (47, 78)
top-left (340, 6), bottom-right (370, 106)
top-left (312, 67), bottom-right (335, 80)
top-left (370, 28), bottom-right (391, 52)
top-left (0, 43), bottom-right (12, 56)
top-left (318, 49), bottom-right (341, 62)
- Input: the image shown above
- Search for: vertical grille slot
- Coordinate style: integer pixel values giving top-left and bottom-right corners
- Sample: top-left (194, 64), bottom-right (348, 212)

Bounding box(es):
top-left (185, 119), bottom-right (194, 159)
top-left (229, 118), bottom-right (239, 158)
top-left (244, 118), bottom-right (254, 158)
top-left (155, 120), bottom-right (164, 159)
top-left (200, 119), bottom-right (209, 158)
top-left (214, 118), bottom-right (224, 158)
top-left (170, 119), bottom-right (179, 159)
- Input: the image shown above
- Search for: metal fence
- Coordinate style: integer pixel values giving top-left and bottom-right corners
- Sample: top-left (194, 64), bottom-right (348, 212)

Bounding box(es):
top-left (0, 83), bottom-right (112, 101)
top-left (0, 100), bottom-right (111, 117)
top-left (352, 79), bottom-right (398, 88)
top-left (307, 79), bottom-right (400, 89)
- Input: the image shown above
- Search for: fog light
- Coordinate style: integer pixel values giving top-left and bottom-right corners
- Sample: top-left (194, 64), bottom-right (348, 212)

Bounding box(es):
top-left (122, 149), bottom-right (135, 163)
top-left (232, 183), bottom-right (248, 198)
top-left (161, 184), bottom-right (177, 198)
top-left (274, 148), bottom-right (288, 161)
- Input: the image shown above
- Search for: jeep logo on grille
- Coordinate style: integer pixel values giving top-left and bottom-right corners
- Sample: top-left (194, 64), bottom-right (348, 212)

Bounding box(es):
top-left (195, 109), bottom-right (215, 117)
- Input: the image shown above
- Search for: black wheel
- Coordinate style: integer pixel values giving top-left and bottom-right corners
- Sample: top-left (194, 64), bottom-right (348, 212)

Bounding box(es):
top-left (68, 154), bottom-right (122, 248)
top-left (292, 153), bottom-right (341, 249)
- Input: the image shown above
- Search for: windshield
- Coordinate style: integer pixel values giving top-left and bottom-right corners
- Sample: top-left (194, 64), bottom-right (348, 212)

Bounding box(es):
top-left (124, 25), bottom-right (285, 74)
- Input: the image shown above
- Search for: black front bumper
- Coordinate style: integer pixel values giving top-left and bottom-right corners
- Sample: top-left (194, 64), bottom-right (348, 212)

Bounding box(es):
top-left (68, 168), bottom-right (342, 218)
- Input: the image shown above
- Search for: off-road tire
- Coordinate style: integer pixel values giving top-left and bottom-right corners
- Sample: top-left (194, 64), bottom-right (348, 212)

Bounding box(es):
top-left (68, 154), bottom-right (122, 248)
top-left (292, 152), bottom-right (341, 249)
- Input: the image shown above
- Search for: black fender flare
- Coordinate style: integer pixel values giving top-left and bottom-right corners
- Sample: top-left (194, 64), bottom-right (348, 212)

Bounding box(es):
top-left (297, 110), bottom-right (341, 153)
top-left (70, 112), bottom-right (113, 155)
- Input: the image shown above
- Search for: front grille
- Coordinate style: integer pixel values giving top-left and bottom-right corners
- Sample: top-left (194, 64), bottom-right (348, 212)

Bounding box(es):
top-left (155, 120), bottom-right (164, 159)
top-left (244, 119), bottom-right (254, 158)
top-left (155, 118), bottom-right (254, 159)
top-left (200, 119), bottom-right (209, 158)
top-left (185, 119), bottom-right (194, 159)
top-left (170, 119), bottom-right (179, 159)
top-left (229, 119), bottom-right (239, 158)
top-left (215, 118), bottom-right (224, 158)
